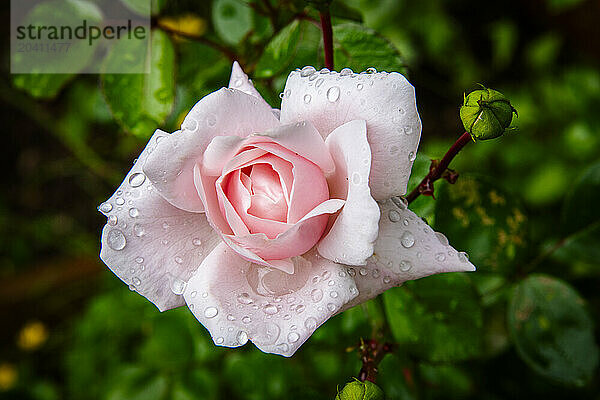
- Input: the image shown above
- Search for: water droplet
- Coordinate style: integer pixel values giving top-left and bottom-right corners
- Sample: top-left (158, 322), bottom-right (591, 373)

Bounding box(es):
top-left (383, 276), bottom-right (391, 284)
top-left (349, 287), bottom-right (358, 295)
top-left (237, 293), bottom-right (253, 304)
top-left (435, 252), bottom-right (446, 262)
top-left (135, 257), bottom-right (144, 264)
top-left (372, 269), bottom-right (381, 278)
top-left (226, 314), bottom-right (235, 321)
top-left (352, 172), bottom-right (361, 185)
top-left (108, 215), bottom-right (118, 226)
top-left (327, 86), bottom-right (340, 102)
top-left (107, 229), bottom-right (126, 250)
top-left (435, 232), bottom-right (449, 246)
top-left (400, 231), bottom-right (415, 248)
top-left (285, 89), bottom-right (291, 97)
top-left (174, 256), bottom-right (183, 264)
top-left (132, 277), bottom-right (141, 286)
top-left (264, 304), bottom-right (278, 315)
top-left (329, 290), bottom-right (339, 298)
top-left (303, 94), bottom-right (311, 104)
top-left (295, 304), bottom-right (305, 314)
top-left (133, 224), bottom-right (145, 237)
top-left (170, 277), bottom-right (186, 295)
top-left (359, 268), bottom-right (368, 276)
top-left (458, 251), bottom-right (469, 263)
top-left (328, 280), bottom-right (335, 286)
top-left (287, 332), bottom-right (300, 343)
top-left (327, 303), bottom-right (336, 312)
top-left (192, 238), bottom-right (202, 246)
top-left (347, 268), bottom-right (356, 277)
top-left (206, 114), bottom-right (217, 127)
top-left (357, 83), bottom-right (363, 90)
top-left (242, 316), bottom-right (251, 324)
top-left (366, 67), bottom-right (377, 74)
top-left (162, 222), bottom-right (169, 229)
top-left (128, 208), bottom-right (139, 218)
top-left (279, 92), bottom-right (284, 99)
top-left (115, 197), bottom-right (125, 206)
top-left (128, 173), bottom-right (146, 187)
top-left (340, 68), bottom-right (353, 76)
top-left (404, 125), bottom-right (413, 135)
top-left (215, 337), bottom-right (224, 344)
top-left (237, 330), bottom-right (248, 344)
top-left (400, 260), bottom-right (412, 272)
top-left (190, 291), bottom-right (197, 298)
top-left (388, 210), bottom-right (401, 222)
top-left (311, 289), bottom-right (323, 302)
top-left (315, 78), bottom-right (324, 88)
top-left (234, 78), bottom-right (243, 87)
top-left (319, 68), bottom-right (329, 74)
top-left (391, 196), bottom-right (408, 210)
top-left (300, 66), bottom-right (316, 77)
top-left (403, 218), bottom-right (409, 226)
top-left (408, 152), bottom-right (416, 161)
top-left (305, 317), bottom-right (317, 330)
top-left (99, 202), bottom-right (112, 213)
top-left (204, 307), bottom-right (218, 318)
top-left (398, 107), bottom-right (405, 115)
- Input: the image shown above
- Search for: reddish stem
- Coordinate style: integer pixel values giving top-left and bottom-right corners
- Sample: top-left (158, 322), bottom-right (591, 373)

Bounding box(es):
top-left (358, 339), bottom-right (394, 383)
top-left (319, 10), bottom-right (334, 70)
top-left (406, 132), bottom-right (472, 204)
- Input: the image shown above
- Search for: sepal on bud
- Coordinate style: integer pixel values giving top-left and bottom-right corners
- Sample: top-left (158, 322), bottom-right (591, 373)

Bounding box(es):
top-left (460, 87), bottom-right (517, 141)
top-left (335, 379), bottom-right (384, 400)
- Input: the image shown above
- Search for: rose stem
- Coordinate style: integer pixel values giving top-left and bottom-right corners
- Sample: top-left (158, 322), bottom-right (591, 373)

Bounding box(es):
top-left (357, 339), bottom-right (394, 383)
top-left (406, 131), bottom-right (472, 204)
top-left (319, 9), bottom-right (334, 70)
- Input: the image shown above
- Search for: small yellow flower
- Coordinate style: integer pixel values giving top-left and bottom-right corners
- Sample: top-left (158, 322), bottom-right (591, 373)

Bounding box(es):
top-left (0, 363), bottom-right (17, 391)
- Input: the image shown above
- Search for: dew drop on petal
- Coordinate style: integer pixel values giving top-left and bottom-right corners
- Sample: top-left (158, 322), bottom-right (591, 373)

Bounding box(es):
top-left (288, 332), bottom-right (300, 343)
top-left (192, 237), bottom-right (202, 246)
top-left (340, 68), bottom-right (353, 76)
top-left (135, 257), bottom-right (144, 264)
top-left (108, 215), bottom-right (118, 226)
top-left (242, 316), bottom-right (251, 324)
top-left (204, 307), bottom-right (218, 318)
top-left (263, 304), bottom-right (278, 315)
top-left (435, 232), bottom-right (449, 246)
top-left (327, 86), bottom-right (340, 102)
top-left (357, 83), bottom-right (363, 90)
top-left (435, 252), bottom-right (446, 262)
top-left (315, 78), bottom-right (324, 88)
top-left (128, 173), bottom-right (146, 187)
top-left (237, 293), bottom-right (253, 305)
top-left (300, 66), bottom-right (316, 77)
top-left (400, 260), bottom-right (412, 272)
top-left (170, 277), bottom-right (187, 295)
top-left (237, 331), bottom-right (248, 345)
top-left (400, 231), bottom-right (415, 248)
top-left (305, 317), bottom-right (317, 330)
top-left (458, 251), bottom-right (470, 262)
top-left (303, 94), bottom-right (311, 104)
top-left (115, 197), bottom-right (125, 206)
top-left (99, 202), bottom-right (112, 213)
top-left (388, 210), bottom-right (401, 222)
top-left (128, 208), bottom-right (139, 218)
top-left (132, 277), bottom-right (141, 286)
top-left (107, 229), bottom-right (126, 250)
top-left (133, 223), bottom-right (145, 237)
top-left (408, 152), bottom-right (416, 161)
top-left (311, 289), bottom-right (323, 302)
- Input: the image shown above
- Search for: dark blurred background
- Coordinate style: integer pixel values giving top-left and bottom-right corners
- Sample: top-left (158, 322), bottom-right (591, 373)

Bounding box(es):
top-left (1, 0), bottom-right (599, 399)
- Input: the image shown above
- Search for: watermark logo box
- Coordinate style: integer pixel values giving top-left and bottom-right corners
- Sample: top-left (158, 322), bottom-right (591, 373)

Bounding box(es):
top-left (10, 0), bottom-right (151, 74)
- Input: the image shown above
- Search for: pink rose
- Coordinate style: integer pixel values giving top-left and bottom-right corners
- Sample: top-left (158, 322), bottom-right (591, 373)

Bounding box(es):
top-left (99, 62), bottom-right (474, 357)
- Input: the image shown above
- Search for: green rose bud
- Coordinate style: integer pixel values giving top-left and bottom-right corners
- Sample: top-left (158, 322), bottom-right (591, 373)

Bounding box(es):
top-left (460, 87), bottom-right (517, 141)
top-left (335, 379), bottom-right (384, 400)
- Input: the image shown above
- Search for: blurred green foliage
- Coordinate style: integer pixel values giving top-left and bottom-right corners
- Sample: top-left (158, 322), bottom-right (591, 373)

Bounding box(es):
top-left (1, 0), bottom-right (599, 399)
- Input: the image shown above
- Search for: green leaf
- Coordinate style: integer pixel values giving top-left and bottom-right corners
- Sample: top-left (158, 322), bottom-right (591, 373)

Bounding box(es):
top-left (383, 273), bottom-right (483, 362)
top-left (102, 29), bottom-right (175, 137)
top-left (11, 0), bottom-right (102, 99)
top-left (330, 0), bottom-right (363, 22)
top-left (332, 22), bottom-right (406, 74)
top-left (120, 0), bottom-right (166, 15)
top-left (435, 175), bottom-right (528, 274)
top-left (508, 275), bottom-right (599, 386)
top-left (254, 20), bottom-right (302, 79)
top-left (558, 161), bottom-right (600, 264)
top-left (212, 0), bottom-right (252, 45)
